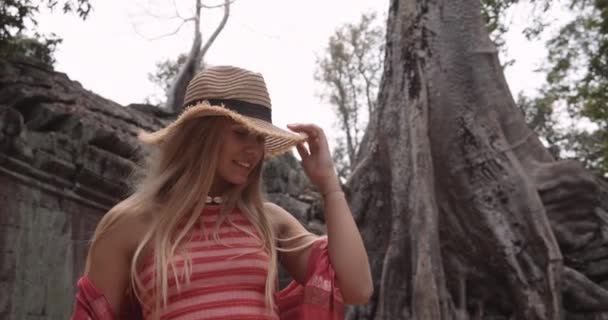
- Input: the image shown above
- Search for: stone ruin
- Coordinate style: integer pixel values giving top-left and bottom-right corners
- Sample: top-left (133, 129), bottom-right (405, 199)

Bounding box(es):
top-left (0, 58), bottom-right (321, 319)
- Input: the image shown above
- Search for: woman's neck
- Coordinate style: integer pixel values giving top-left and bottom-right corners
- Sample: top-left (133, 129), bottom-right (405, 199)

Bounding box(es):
top-left (209, 179), bottom-right (230, 197)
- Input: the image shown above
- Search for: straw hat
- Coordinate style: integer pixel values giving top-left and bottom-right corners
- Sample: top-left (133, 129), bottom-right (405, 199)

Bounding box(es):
top-left (140, 65), bottom-right (306, 156)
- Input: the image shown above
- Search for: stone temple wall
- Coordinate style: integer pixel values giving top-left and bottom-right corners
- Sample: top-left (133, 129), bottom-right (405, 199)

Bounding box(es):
top-left (0, 169), bottom-right (101, 319)
top-left (0, 59), bottom-right (320, 319)
top-left (0, 58), bottom-right (170, 320)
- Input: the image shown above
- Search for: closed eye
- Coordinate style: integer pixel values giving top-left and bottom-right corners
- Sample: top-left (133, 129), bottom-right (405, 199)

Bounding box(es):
top-left (231, 124), bottom-right (249, 136)
top-left (233, 128), bottom-right (248, 136)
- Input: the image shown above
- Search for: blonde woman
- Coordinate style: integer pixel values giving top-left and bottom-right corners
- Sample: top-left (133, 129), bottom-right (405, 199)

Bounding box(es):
top-left (72, 66), bottom-right (373, 320)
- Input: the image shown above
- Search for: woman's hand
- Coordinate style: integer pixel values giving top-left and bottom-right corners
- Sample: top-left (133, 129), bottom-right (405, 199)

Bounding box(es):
top-left (287, 123), bottom-right (341, 194)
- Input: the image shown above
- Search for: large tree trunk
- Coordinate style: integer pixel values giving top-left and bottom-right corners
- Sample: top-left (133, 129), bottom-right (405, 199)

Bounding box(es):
top-left (346, 0), bottom-right (608, 319)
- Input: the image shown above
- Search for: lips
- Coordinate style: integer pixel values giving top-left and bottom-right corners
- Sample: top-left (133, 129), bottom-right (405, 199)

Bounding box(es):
top-left (234, 160), bottom-right (252, 169)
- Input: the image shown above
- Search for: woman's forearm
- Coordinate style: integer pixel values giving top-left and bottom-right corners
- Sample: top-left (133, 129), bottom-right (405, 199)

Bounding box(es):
top-left (322, 181), bottom-right (373, 304)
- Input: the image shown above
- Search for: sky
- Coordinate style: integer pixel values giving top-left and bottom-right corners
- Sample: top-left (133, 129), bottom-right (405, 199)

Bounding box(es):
top-left (36, 0), bottom-right (561, 142)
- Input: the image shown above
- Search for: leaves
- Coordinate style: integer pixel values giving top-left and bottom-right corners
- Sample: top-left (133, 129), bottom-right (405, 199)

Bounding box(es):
top-left (315, 12), bottom-right (385, 180)
top-left (484, 0), bottom-right (608, 175)
top-left (0, 0), bottom-right (91, 41)
top-left (0, 32), bottom-right (62, 65)
top-left (533, 0), bottom-right (608, 174)
top-left (0, 0), bottom-right (92, 66)
top-left (480, 0), bottom-right (552, 65)
top-left (146, 53), bottom-right (190, 105)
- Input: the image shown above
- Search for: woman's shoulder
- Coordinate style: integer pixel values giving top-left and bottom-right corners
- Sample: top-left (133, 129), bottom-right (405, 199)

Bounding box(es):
top-left (264, 201), bottom-right (291, 235)
top-left (262, 202), bottom-right (317, 241)
top-left (89, 203), bottom-right (154, 264)
top-left (85, 203), bottom-right (153, 315)
top-left (262, 201), bottom-right (283, 214)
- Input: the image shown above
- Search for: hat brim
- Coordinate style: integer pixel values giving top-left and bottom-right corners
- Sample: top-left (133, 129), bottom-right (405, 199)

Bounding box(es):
top-left (139, 101), bottom-right (307, 156)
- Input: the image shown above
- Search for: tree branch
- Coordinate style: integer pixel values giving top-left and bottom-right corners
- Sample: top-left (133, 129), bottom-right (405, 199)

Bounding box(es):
top-left (197, 0), bottom-right (232, 63)
top-left (143, 18), bottom-right (195, 41)
top-left (164, 0), bottom-right (204, 112)
top-left (132, 0), bottom-right (201, 41)
top-left (201, 0), bottom-right (237, 9)
top-left (163, 0), bottom-right (232, 113)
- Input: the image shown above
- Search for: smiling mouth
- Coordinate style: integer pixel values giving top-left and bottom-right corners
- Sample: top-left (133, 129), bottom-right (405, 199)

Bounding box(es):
top-left (234, 160), bottom-right (252, 169)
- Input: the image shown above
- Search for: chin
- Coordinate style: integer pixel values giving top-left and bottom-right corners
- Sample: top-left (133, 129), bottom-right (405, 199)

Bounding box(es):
top-left (228, 176), bottom-right (249, 186)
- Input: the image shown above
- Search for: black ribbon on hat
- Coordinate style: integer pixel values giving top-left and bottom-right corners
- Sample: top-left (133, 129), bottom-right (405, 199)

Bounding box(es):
top-left (188, 98), bottom-right (272, 123)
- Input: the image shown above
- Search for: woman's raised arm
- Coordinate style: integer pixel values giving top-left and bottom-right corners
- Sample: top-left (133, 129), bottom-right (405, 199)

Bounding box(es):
top-left (286, 123), bottom-right (373, 304)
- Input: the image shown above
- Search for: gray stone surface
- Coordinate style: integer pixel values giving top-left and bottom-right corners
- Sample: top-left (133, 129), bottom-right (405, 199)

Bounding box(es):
top-left (0, 58), bottom-right (170, 320)
top-left (0, 173), bottom-right (99, 320)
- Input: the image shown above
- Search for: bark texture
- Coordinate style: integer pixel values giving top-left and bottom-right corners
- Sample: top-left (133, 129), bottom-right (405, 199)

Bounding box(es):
top-left (346, 0), bottom-right (608, 319)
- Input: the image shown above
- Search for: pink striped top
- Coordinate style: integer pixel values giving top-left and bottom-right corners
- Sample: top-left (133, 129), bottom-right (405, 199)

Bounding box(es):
top-left (137, 206), bottom-right (278, 320)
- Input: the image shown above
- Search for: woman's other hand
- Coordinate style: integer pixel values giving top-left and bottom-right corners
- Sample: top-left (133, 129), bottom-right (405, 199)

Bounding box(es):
top-left (287, 123), bottom-right (341, 194)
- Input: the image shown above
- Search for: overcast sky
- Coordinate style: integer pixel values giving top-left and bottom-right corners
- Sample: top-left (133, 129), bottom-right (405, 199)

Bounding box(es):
top-left (37, 0), bottom-right (560, 141)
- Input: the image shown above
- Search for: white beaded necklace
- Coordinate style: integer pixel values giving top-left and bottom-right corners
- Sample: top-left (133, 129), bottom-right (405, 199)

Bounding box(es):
top-left (205, 196), bottom-right (224, 204)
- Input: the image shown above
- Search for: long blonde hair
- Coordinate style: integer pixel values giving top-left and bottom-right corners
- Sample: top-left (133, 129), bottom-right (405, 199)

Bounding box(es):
top-left (86, 116), bottom-right (281, 318)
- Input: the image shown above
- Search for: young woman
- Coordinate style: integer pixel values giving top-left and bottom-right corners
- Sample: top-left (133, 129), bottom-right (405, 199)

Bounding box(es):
top-left (76, 65), bottom-right (372, 319)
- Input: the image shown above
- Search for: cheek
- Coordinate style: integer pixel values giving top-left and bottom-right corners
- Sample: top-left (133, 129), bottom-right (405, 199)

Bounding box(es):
top-left (256, 145), bottom-right (265, 158)
top-left (217, 139), bottom-right (237, 159)
top-left (255, 142), bottom-right (265, 159)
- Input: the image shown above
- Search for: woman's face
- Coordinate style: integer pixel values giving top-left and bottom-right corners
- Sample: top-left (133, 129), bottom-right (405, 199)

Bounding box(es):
top-left (211, 121), bottom-right (265, 194)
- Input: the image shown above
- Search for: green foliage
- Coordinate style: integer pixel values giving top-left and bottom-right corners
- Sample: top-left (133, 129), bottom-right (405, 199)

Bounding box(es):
top-left (538, 0), bottom-right (608, 174)
top-left (315, 12), bottom-right (385, 179)
top-left (146, 53), bottom-right (206, 106)
top-left (562, 129), bottom-right (608, 174)
top-left (482, 0), bottom-right (608, 175)
top-left (0, 32), bottom-right (62, 65)
top-left (481, 0), bottom-right (519, 48)
top-left (480, 0), bottom-right (550, 63)
top-left (146, 53), bottom-right (189, 105)
top-left (0, 0), bottom-right (91, 65)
